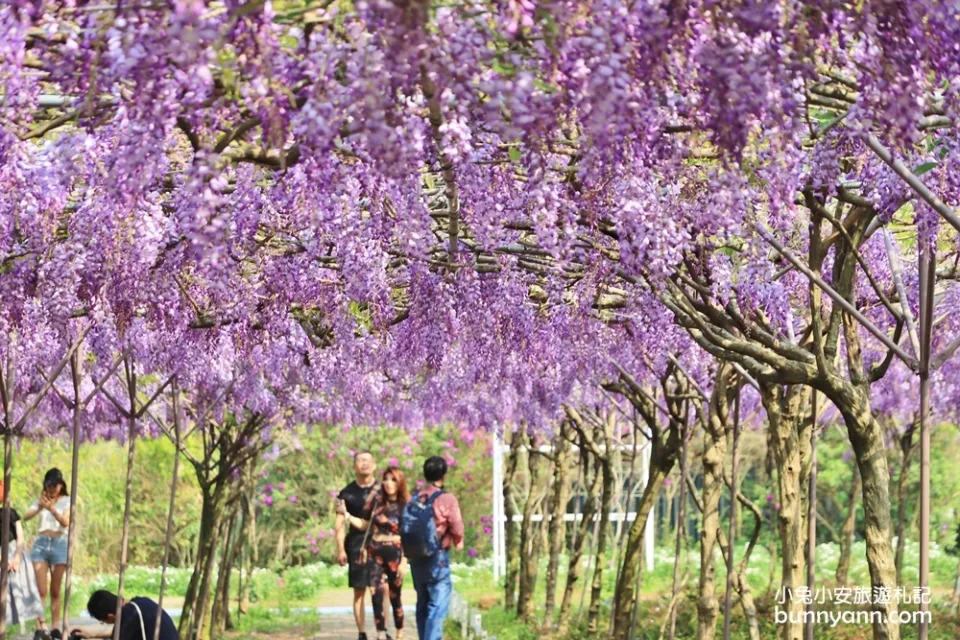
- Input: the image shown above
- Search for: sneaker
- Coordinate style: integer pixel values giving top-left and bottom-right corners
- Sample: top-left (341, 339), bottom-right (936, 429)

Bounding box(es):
top-left (358, 634), bottom-right (369, 640)
top-left (51, 630), bottom-right (62, 640)
top-left (32, 631), bottom-right (50, 640)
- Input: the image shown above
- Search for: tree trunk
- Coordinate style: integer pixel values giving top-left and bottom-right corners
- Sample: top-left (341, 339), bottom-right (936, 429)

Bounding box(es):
top-left (610, 425), bottom-right (682, 640)
top-left (697, 366), bottom-right (734, 640)
top-left (894, 426), bottom-right (914, 585)
top-left (503, 431), bottom-right (522, 611)
top-left (837, 390), bottom-right (900, 640)
top-left (212, 511), bottom-right (239, 634)
top-left (836, 465), bottom-right (860, 585)
top-left (557, 455), bottom-right (600, 636)
top-left (223, 514), bottom-right (244, 630)
top-left (194, 512), bottom-right (226, 640)
top-left (832, 248), bottom-right (900, 639)
top-left (587, 452), bottom-right (614, 634)
top-left (764, 538), bottom-right (778, 599)
top-left (952, 555), bottom-right (960, 613)
top-left (518, 442), bottom-right (549, 622)
top-left (687, 472), bottom-right (762, 640)
top-left (662, 483), bottom-right (678, 546)
top-left (697, 435), bottom-right (725, 640)
top-left (179, 483), bottom-right (226, 640)
top-left (544, 426), bottom-right (571, 627)
top-left (240, 488), bottom-right (256, 614)
top-left (610, 439), bottom-right (640, 635)
top-left (669, 424), bottom-right (691, 640)
top-left (760, 383), bottom-right (812, 640)
top-left (733, 488), bottom-right (764, 640)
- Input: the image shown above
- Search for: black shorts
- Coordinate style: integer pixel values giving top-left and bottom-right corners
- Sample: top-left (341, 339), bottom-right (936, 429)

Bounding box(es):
top-left (347, 542), bottom-right (370, 589)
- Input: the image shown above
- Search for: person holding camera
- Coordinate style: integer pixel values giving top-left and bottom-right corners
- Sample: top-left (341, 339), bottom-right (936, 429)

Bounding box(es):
top-left (67, 590), bottom-right (178, 640)
top-left (335, 451), bottom-right (380, 640)
top-left (22, 468), bottom-right (72, 640)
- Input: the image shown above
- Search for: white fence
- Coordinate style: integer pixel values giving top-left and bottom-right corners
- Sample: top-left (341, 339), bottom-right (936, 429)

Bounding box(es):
top-left (449, 590), bottom-right (495, 640)
top-left (491, 434), bottom-right (655, 580)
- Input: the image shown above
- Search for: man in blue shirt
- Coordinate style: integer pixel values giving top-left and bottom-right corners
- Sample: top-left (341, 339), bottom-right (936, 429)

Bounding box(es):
top-left (69, 590), bottom-right (179, 640)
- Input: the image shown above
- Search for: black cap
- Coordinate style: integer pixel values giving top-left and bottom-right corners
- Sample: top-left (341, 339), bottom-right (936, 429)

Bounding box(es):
top-left (43, 468), bottom-right (65, 488)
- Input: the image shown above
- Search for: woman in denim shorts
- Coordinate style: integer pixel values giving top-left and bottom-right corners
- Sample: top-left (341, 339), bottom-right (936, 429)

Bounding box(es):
top-left (23, 468), bottom-right (72, 640)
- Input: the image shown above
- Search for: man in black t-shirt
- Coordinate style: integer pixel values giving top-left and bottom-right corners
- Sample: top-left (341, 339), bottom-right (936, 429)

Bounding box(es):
top-left (70, 590), bottom-right (178, 640)
top-left (335, 450), bottom-right (379, 640)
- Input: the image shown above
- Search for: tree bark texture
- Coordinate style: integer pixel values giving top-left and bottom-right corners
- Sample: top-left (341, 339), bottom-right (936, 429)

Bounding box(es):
top-left (608, 368), bottom-right (687, 640)
top-left (836, 464), bottom-right (861, 585)
top-left (586, 452), bottom-right (613, 634)
top-left (687, 471), bottom-right (762, 640)
top-left (557, 454), bottom-right (601, 636)
top-left (518, 440), bottom-right (550, 622)
top-left (760, 383), bottom-right (812, 640)
top-left (894, 425), bottom-right (914, 586)
top-left (543, 424), bottom-right (572, 626)
top-left (696, 365), bottom-right (735, 640)
top-left (502, 431), bottom-right (522, 611)
top-left (179, 483), bottom-right (226, 640)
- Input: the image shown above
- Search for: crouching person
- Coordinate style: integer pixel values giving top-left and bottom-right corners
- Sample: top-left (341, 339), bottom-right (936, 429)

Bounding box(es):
top-left (68, 590), bottom-right (178, 640)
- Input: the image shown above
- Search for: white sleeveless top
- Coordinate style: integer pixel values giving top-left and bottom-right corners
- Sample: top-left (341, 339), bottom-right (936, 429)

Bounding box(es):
top-left (30, 496), bottom-right (70, 534)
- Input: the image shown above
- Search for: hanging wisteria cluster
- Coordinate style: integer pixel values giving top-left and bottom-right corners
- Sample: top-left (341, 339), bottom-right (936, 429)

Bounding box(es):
top-left (3, 1), bottom-right (960, 639)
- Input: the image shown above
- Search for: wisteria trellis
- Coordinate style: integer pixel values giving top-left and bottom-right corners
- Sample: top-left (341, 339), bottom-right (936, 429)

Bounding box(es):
top-left (3, 1), bottom-right (960, 640)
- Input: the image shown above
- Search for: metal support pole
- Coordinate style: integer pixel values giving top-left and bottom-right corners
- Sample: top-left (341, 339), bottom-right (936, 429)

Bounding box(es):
top-left (113, 356), bottom-right (138, 640)
top-left (918, 246), bottom-right (935, 640)
top-left (806, 391), bottom-right (818, 640)
top-left (155, 381), bottom-right (181, 640)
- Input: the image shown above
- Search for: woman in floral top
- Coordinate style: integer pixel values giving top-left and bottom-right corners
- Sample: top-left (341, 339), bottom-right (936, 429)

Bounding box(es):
top-left (346, 467), bottom-right (410, 640)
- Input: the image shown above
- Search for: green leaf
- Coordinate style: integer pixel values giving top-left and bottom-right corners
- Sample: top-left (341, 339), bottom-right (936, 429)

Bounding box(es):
top-left (913, 161), bottom-right (938, 176)
top-left (533, 78), bottom-right (558, 94)
top-left (813, 110), bottom-right (839, 131)
top-left (508, 146), bottom-right (522, 163)
top-left (491, 61), bottom-right (516, 77)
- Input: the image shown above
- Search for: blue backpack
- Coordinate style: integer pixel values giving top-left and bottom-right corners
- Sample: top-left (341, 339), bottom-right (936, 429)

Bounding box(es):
top-left (401, 490), bottom-right (443, 561)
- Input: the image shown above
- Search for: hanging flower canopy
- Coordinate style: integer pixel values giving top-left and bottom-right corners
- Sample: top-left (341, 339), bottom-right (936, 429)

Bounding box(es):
top-left (2, 2), bottom-right (960, 639)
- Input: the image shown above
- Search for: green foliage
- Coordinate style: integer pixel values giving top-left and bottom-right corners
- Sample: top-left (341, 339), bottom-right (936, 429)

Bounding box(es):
top-left (229, 607), bottom-right (319, 638)
top-left (9, 437), bottom-right (203, 574)
top-left (277, 562), bottom-right (348, 600)
top-left (446, 606), bottom-right (542, 640)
